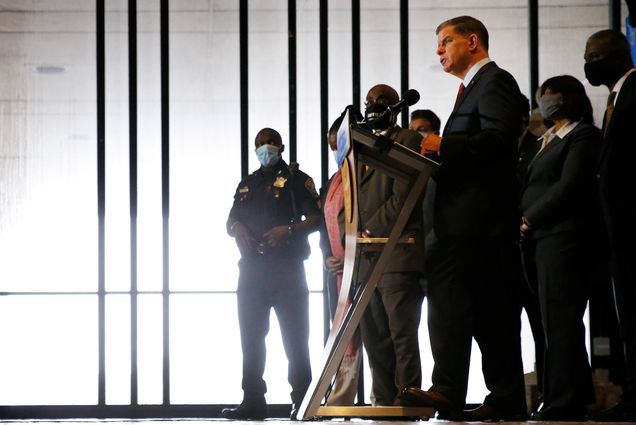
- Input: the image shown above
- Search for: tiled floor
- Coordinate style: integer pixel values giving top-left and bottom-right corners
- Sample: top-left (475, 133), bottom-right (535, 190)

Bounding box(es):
top-left (0, 419), bottom-right (630, 424)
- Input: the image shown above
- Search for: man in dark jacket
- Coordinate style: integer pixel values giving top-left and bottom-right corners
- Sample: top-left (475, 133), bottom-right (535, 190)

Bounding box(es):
top-left (584, 29), bottom-right (636, 422)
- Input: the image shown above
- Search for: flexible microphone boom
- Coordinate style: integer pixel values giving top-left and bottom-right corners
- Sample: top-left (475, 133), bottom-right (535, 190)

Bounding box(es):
top-left (363, 89), bottom-right (421, 131)
top-left (389, 89), bottom-right (420, 111)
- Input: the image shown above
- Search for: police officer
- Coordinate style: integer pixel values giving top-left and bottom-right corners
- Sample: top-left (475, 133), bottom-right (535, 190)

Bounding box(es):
top-left (223, 127), bottom-right (321, 420)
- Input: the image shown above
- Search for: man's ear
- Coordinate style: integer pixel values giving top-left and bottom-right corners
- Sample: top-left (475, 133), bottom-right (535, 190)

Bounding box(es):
top-left (468, 34), bottom-right (478, 51)
top-left (279, 145), bottom-right (285, 154)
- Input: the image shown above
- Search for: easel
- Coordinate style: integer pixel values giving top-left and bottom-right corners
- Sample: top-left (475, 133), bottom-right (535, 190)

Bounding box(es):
top-left (298, 112), bottom-right (439, 420)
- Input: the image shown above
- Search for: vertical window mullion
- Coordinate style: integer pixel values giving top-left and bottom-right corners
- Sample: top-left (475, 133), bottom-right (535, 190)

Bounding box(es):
top-left (128, 0), bottom-right (139, 406)
top-left (400, 0), bottom-right (409, 128)
top-left (160, 0), bottom-right (170, 406)
top-left (240, 0), bottom-right (249, 178)
top-left (289, 0), bottom-right (297, 162)
top-left (352, 0), bottom-right (360, 109)
top-left (529, 0), bottom-right (539, 108)
top-left (96, 0), bottom-right (106, 407)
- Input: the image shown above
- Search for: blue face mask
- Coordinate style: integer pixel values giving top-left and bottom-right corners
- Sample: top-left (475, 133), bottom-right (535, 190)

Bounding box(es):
top-left (255, 144), bottom-right (281, 167)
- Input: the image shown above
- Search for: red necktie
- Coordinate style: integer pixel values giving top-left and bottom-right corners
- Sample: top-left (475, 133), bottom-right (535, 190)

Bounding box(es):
top-left (455, 83), bottom-right (465, 106)
top-left (604, 91), bottom-right (617, 136)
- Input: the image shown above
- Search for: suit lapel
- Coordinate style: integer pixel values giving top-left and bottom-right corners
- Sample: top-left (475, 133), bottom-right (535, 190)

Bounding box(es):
top-left (444, 62), bottom-right (495, 134)
top-left (527, 134), bottom-right (564, 171)
top-left (600, 71), bottom-right (636, 164)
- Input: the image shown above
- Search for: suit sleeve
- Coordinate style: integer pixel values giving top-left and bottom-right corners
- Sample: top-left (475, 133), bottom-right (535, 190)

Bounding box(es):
top-left (441, 72), bottom-right (521, 161)
top-left (364, 129), bottom-right (422, 235)
top-left (524, 126), bottom-right (600, 227)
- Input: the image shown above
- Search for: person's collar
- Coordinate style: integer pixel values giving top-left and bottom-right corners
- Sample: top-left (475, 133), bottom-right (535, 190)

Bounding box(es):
top-left (259, 159), bottom-right (287, 175)
top-left (554, 120), bottom-right (580, 139)
top-left (463, 57), bottom-right (491, 86)
top-left (538, 120), bottom-right (580, 141)
top-left (610, 68), bottom-right (636, 104)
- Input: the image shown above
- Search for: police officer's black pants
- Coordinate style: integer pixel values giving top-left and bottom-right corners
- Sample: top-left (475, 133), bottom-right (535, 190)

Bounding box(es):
top-left (237, 256), bottom-right (312, 404)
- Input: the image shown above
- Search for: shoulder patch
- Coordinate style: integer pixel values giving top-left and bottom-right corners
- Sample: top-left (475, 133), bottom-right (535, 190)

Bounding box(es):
top-left (304, 178), bottom-right (319, 198)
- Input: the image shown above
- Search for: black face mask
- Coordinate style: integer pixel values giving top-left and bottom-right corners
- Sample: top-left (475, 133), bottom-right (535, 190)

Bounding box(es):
top-left (584, 52), bottom-right (624, 87)
top-left (365, 103), bottom-right (394, 131)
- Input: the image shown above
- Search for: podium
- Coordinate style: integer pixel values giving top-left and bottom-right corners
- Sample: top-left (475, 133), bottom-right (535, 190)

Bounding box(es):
top-left (298, 115), bottom-right (439, 420)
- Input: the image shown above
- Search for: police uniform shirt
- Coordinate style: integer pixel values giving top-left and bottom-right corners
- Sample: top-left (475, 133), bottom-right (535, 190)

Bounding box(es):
top-left (228, 160), bottom-right (320, 258)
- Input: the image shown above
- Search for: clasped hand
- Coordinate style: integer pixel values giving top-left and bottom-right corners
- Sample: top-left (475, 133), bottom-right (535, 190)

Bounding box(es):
top-left (519, 216), bottom-right (532, 241)
top-left (325, 256), bottom-right (344, 276)
top-left (262, 225), bottom-right (291, 247)
top-left (233, 223), bottom-right (292, 254)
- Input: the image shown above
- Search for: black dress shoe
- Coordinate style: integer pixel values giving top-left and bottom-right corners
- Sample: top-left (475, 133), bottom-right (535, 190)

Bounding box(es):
top-left (464, 404), bottom-right (527, 422)
top-left (400, 387), bottom-right (452, 410)
top-left (290, 403), bottom-right (300, 420)
top-left (400, 387), bottom-right (463, 419)
top-left (585, 401), bottom-right (636, 422)
top-left (531, 406), bottom-right (585, 421)
top-left (220, 397), bottom-right (268, 420)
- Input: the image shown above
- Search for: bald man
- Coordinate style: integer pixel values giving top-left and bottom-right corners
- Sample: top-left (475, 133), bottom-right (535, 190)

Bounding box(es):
top-left (356, 84), bottom-right (426, 406)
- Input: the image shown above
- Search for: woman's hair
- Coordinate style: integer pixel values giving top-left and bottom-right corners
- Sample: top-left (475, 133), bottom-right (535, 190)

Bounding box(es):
top-left (540, 75), bottom-right (594, 124)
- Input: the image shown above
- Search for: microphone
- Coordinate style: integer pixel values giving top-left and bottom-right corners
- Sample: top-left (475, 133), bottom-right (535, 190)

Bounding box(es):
top-left (389, 89), bottom-right (420, 112)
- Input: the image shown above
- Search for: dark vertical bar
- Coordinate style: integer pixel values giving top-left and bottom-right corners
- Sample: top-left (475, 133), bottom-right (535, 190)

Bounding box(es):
top-left (319, 0), bottom-right (329, 185)
top-left (352, 0), bottom-right (361, 109)
top-left (160, 0), bottom-right (170, 406)
top-left (529, 0), bottom-right (539, 108)
top-left (288, 0), bottom-right (297, 162)
top-left (610, 0), bottom-right (621, 30)
top-left (128, 0), bottom-right (139, 406)
top-left (400, 0), bottom-right (409, 128)
top-left (319, 0), bottom-right (330, 343)
top-left (240, 0), bottom-right (249, 178)
top-left (96, 0), bottom-right (106, 407)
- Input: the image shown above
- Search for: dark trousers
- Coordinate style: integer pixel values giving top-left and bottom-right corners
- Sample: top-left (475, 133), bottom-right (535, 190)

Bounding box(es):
top-left (611, 247), bottom-right (636, 406)
top-left (426, 238), bottom-right (526, 411)
top-left (532, 233), bottom-right (595, 410)
top-left (358, 271), bottom-right (424, 405)
top-left (519, 244), bottom-right (546, 392)
top-left (237, 256), bottom-right (312, 404)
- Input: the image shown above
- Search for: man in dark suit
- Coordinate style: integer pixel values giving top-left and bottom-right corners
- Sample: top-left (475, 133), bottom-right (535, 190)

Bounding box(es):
top-left (401, 16), bottom-right (527, 421)
top-left (584, 29), bottom-right (636, 422)
top-left (356, 84), bottom-right (426, 406)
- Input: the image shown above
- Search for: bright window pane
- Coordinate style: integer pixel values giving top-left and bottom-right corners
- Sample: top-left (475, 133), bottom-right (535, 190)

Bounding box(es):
top-left (138, 294), bottom-right (164, 404)
top-left (0, 5), bottom-right (96, 293)
top-left (169, 2), bottom-right (241, 292)
top-left (105, 1), bottom-right (132, 292)
top-left (169, 292), bottom-right (325, 404)
top-left (0, 295), bottom-right (97, 405)
top-left (106, 294), bottom-right (131, 405)
top-left (539, 1), bottom-right (609, 126)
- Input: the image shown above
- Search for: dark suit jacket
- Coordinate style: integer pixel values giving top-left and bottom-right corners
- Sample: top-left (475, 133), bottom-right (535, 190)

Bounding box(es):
top-left (599, 70), bottom-right (636, 248)
top-left (358, 126), bottom-right (425, 274)
top-left (520, 122), bottom-right (601, 240)
top-left (435, 61), bottom-right (525, 239)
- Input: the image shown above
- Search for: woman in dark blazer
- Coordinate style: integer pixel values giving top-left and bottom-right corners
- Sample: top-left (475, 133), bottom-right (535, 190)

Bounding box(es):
top-left (520, 75), bottom-right (601, 421)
